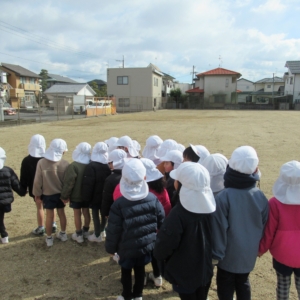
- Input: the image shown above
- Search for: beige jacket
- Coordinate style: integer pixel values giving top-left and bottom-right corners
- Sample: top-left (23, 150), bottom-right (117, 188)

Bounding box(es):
top-left (33, 158), bottom-right (69, 196)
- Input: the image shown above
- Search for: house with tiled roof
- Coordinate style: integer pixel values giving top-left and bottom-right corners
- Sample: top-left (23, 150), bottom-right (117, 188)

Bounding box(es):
top-left (0, 62), bottom-right (41, 108)
top-left (47, 74), bottom-right (78, 89)
top-left (284, 61), bottom-right (300, 103)
top-left (187, 67), bottom-right (242, 107)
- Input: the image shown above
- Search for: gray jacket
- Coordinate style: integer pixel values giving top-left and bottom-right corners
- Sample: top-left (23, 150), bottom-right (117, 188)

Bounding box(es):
top-left (211, 187), bottom-right (268, 273)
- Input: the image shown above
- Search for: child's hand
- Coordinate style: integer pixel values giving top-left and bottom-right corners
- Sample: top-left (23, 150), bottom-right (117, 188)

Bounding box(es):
top-left (62, 198), bottom-right (69, 204)
top-left (35, 196), bottom-right (42, 204)
top-left (257, 252), bottom-right (263, 257)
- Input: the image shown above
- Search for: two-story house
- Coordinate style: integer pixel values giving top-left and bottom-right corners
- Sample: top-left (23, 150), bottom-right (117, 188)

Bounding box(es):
top-left (47, 74), bottom-right (78, 89)
top-left (284, 61), bottom-right (300, 103)
top-left (237, 78), bottom-right (255, 103)
top-left (0, 63), bottom-right (41, 108)
top-left (107, 63), bottom-right (163, 112)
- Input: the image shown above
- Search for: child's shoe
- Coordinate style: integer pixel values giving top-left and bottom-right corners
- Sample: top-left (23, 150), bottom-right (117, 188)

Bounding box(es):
top-left (116, 296), bottom-right (125, 300)
top-left (56, 231), bottom-right (68, 242)
top-left (32, 226), bottom-right (45, 235)
top-left (87, 233), bottom-right (102, 243)
top-left (72, 232), bottom-right (84, 243)
top-left (134, 298), bottom-right (143, 300)
top-left (52, 223), bottom-right (57, 233)
top-left (148, 272), bottom-right (162, 287)
top-left (100, 230), bottom-right (106, 239)
top-left (1, 236), bottom-right (9, 244)
top-left (82, 229), bottom-right (89, 239)
top-left (45, 236), bottom-right (53, 247)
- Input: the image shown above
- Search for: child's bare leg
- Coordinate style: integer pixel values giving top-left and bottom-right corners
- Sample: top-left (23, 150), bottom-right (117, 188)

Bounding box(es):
top-left (36, 201), bottom-right (44, 227)
top-left (57, 208), bottom-right (67, 232)
top-left (82, 208), bottom-right (91, 228)
top-left (73, 208), bottom-right (82, 231)
top-left (45, 209), bottom-right (54, 236)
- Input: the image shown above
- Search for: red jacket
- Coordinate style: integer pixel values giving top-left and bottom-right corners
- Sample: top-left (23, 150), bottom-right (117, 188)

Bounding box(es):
top-left (259, 197), bottom-right (300, 268)
top-left (113, 183), bottom-right (171, 217)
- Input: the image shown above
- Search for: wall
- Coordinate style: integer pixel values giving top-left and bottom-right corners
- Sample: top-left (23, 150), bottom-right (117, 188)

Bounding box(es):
top-left (237, 79), bottom-right (254, 92)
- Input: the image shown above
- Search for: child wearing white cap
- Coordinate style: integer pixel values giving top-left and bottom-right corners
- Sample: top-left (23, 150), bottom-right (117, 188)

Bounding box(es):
top-left (156, 139), bottom-right (178, 174)
top-left (61, 142), bottom-right (92, 243)
top-left (20, 134), bottom-right (57, 235)
top-left (210, 146), bottom-right (268, 300)
top-left (142, 135), bottom-right (163, 166)
top-left (115, 135), bottom-right (139, 158)
top-left (259, 161), bottom-right (300, 300)
top-left (33, 139), bottom-right (69, 247)
top-left (0, 147), bottom-right (26, 244)
top-left (101, 149), bottom-right (127, 218)
top-left (190, 144), bottom-right (210, 164)
top-left (105, 159), bottom-right (165, 300)
top-left (105, 137), bottom-right (118, 153)
top-left (82, 142), bottom-right (111, 242)
top-left (154, 162), bottom-right (216, 300)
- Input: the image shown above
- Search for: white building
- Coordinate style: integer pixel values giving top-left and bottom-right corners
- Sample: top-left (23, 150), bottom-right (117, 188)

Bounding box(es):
top-left (284, 61), bottom-right (300, 103)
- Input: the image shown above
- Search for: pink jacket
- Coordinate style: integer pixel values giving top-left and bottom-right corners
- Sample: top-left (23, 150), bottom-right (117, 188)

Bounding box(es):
top-left (259, 197), bottom-right (300, 268)
top-left (113, 183), bottom-right (171, 217)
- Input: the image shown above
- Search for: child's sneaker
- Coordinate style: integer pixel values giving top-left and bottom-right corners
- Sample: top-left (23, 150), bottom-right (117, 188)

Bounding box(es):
top-left (116, 296), bottom-right (125, 300)
top-left (134, 298), bottom-right (143, 300)
top-left (83, 229), bottom-right (89, 239)
top-left (72, 232), bottom-right (84, 243)
top-left (88, 233), bottom-right (102, 243)
top-left (52, 223), bottom-right (57, 233)
top-left (100, 230), bottom-right (106, 239)
top-left (56, 231), bottom-right (68, 242)
top-left (1, 236), bottom-right (9, 244)
top-left (32, 227), bottom-right (45, 235)
top-left (45, 237), bottom-right (53, 247)
top-left (148, 272), bottom-right (162, 287)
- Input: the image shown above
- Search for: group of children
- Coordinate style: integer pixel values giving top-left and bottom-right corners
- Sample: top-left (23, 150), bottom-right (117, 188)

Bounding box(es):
top-left (0, 134), bottom-right (299, 300)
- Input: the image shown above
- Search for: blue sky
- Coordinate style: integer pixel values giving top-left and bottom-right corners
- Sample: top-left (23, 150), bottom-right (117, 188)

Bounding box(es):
top-left (1, 0), bottom-right (300, 84)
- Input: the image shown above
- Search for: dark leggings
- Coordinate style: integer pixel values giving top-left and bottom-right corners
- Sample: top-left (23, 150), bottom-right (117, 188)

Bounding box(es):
top-left (0, 209), bottom-right (8, 238)
top-left (178, 281), bottom-right (211, 300)
top-left (91, 208), bottom-right (106, 237)
top-left (121, 265), bottom-right (145, 300)
top-left (151, 254), bottom-right (161, 277)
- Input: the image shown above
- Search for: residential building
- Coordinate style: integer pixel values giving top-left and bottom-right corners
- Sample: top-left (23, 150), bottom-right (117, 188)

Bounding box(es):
top-left (284, 61), bottom-right (300, 103)
top-left (47, 73), bottom-right (78, 89)
top-left (87, 79), bottom-right (106, 90)
top-left (162, 72), bottom-right (176, 97)
top-left (107, 63), bottom-right (163, 111)
top-left (187, 67), bottom-right (242, 107)
top-left (237, 78), bottom-right (254, 92)
top-left (173, 82), bottom-right (192, 94)
top-left (0, 63), bottom-right (41, 108)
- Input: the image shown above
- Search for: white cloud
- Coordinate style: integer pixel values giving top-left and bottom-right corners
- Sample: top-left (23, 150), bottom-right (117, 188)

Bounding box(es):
top-left (251, 0), bottom-right (286, 13)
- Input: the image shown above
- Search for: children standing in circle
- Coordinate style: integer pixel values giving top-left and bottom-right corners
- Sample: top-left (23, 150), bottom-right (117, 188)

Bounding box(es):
top-left (61, 142), bottom-right (91, 243)
top-left (259, 160), bottom-right (300, 300)
top-left (0, 147), bottom-right (26, 244)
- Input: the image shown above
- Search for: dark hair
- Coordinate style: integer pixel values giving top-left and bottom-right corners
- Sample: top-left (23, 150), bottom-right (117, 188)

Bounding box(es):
top-left (183, 146), bottom-right (200, 163)
top-left (147, 177), bottom-right (166, 194)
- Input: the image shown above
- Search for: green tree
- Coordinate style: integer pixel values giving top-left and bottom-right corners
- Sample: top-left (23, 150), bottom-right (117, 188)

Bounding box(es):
top-left (98, 85), bottom-right (107, 97)
top-left (39, 69), bottom-right (48, 92)
top-left (170, 88), bottom-right (182, 108)
top-left (90, 81), bottom-right (100, 96)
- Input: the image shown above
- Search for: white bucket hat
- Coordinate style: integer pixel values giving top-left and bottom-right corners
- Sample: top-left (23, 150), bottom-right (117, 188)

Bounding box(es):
top-left (157, 139), bottom-right (178, 158)
top-left (160, 150), bottom-right (183, 169)
top-left (115, 136), bottom-right (139, 158)
top-left (142, 135), bottom-right (163, 161)
top-left (108, 149), bottom-right (127, 169)
top-left (28, 134), bottom-right (46, 158)
top-left (229, 146), bottom-right (258, 175)
top-left (105, 137), bottom-right (118, 153)
top-left (177, 143), bottom-right (185, 153)
top-left (0, 147), bottom-right (6, 169)
top-left (132, 140), bottom-right (141, 156)
top-left (120, 159), bottom-right (149, 201)
top-left (273, 160), bottom-right (300, 205)
top-left (170, 162), bottom-right (216, 213)
top-left (44, 139), bottom-right (68, 162)
top-left (190, 144), bottom-right (210, 164)
top-left (202, 153), bottom-right (228, 193)
top-left (72, 142), bottom-right (91, 164)
top-left (91, 142), bottom-right (108, 164)
top-left (140, 158), bottom-right (164, 182)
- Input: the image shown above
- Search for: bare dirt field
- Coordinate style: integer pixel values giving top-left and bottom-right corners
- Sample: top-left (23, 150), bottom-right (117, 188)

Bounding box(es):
top-left (1, 109), bottom-right (300, 300)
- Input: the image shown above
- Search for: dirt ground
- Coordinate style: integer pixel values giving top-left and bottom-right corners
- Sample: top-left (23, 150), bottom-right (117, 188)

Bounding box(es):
top-left (1, 109), bottom-right (300, 300)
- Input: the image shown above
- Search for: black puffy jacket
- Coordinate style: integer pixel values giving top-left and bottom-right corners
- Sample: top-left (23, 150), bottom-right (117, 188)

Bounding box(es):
top-left (105, 193), bottom-right (165, 260)
top-left (154, 201), bottom-right (213, 291)
top-left (0, 167), bottom-right (27, 206)
top-left (101, 169), bottom-right (122, 217)
top-left (81, 161), bottom-right (111, 207)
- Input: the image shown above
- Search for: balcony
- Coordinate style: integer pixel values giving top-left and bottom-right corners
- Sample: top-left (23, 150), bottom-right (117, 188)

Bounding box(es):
top-left (10, 88), bottom-right (25, 97)
top-left (19, 83), bottom-right (40, 91)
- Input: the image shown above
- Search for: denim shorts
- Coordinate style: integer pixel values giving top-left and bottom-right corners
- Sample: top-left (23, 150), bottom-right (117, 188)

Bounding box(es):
top-left (69, 201), bottom-right (89, 209)
top-left (42, 194), bottom-right (65, 209)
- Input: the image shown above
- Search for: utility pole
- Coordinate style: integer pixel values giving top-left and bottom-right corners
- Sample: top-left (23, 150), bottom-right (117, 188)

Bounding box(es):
top-left (191, 65), bottom-right (197, 86)
top-left (219, 55), bottom-right (223, 67)
top-left (116, 55), bottom-right (124, 68)
top-left (272, 72), bottom-right (274, 105)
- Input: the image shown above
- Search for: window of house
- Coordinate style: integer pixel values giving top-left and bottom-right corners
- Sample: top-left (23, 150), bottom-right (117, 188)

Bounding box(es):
top-left (117, 76), bottom-right (128, 85)
top-left (267, 85), bottom-right (271, 88)
top-left (290, 77), bottom-right (293, 85)
top-left (154, 98), bottom-right (157, 107)
top-left (153, 77), bottom-right (158, 87)
top-left (30, 78), bottom-right (35, 84)
top-left (20, 77), bottom-right (26, 83)
top-left (118, 98), bottom-right (130, 107)
top-left (225, 78), bottom-right (229, 87)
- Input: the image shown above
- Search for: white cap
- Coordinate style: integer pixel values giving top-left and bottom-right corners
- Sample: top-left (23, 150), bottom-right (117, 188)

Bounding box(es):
top-left (108, 149), bottom-right (127, 169)
top-left (72, 142), bottom-right (91, 164)
top-left (229, 146), bottom-right (258, 174)
top-left (140, 158), bottom-right (164, 182)
top-left (190, 144), bottom-right (210, 164)
top-left (120, 159), bottom-right (149, 201)
top-left (105, 137), bottom-right (118, 153)
top-left (132, 140), bottom-right (141, 155)
top-left (177, 143), bottom-right (185, 153)
top-left (28, 134), bottom-right (46, 158)
top-left (44, 139), bottom-right (68, 162)
top-left (157, 139), bottom-right (178, 158)
top-left (170, 162), bottom-right (216, 213)
top-left (91, 142), bottom-right (108, 164)
top-left (0, 147), bottom-right (6, 169)
top-left (160, 150), bottom-right (183, 169)
top-left (273, 160), bottom-right (300, 205)
top-left (115, 136), bottom-right (139, 158)
top-left (202, 154), bottom-right (228, 193)
top-left (142, 135), bottom-right (163, 161)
